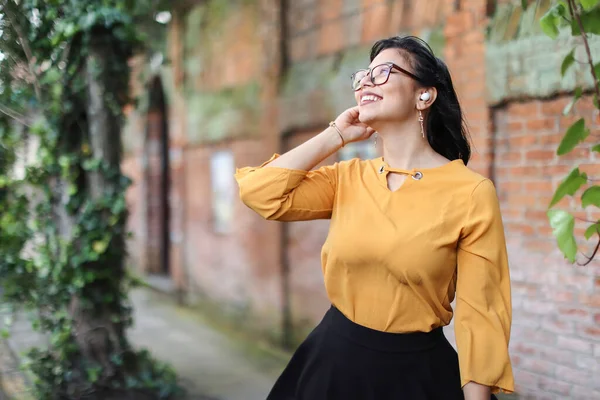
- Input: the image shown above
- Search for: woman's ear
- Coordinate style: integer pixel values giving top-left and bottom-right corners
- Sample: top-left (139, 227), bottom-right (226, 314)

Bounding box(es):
top-left (416, 88), bottom-right (437, 111)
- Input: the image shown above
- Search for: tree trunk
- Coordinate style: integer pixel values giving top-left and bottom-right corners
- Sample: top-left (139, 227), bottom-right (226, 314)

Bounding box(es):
top-left (67, 32), bottom-right (129, 394)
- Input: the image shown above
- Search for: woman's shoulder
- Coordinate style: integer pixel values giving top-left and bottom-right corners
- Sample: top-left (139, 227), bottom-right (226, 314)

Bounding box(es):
top-left (333, 156), bottom-right (378, 172)
top-left (449, 161), bottom-right (498, 197)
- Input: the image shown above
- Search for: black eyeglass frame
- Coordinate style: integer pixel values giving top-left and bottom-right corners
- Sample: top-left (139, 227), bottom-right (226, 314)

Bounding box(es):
top-left (350, 62), bottom-right (421, 91)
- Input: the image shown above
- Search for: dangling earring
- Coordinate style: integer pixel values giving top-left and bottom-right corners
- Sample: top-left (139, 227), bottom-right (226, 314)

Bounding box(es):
top-left (374, 132), bottom-right (378, 147)
top-left (418, 111), bottom-right (425, 139)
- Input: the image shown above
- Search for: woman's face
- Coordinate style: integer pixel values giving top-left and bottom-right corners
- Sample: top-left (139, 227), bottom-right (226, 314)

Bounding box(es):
top-left (353, 48), bottom-right (419, 125)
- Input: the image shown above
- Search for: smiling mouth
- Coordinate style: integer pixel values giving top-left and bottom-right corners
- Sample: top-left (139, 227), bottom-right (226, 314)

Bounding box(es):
top-left (361, 95), bottom-right (382, 105)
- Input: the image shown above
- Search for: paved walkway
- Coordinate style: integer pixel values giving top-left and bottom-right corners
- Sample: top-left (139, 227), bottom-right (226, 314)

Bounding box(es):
top-left (0, 288), bottom-right (287, 400)
top-left (129, 289), bottom-right (286, 400)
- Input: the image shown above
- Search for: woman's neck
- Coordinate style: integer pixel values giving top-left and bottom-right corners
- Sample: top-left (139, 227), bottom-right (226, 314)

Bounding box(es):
top-left (375, 120), bottom-right (440, 170)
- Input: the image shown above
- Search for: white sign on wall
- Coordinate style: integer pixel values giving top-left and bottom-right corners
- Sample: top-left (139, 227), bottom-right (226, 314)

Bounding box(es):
top-left (210, 150), bottom-right (235, 234)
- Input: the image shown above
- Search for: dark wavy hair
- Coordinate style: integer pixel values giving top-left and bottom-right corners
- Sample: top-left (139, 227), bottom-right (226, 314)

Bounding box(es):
top-left (370, 36), bottom-right (471, 165)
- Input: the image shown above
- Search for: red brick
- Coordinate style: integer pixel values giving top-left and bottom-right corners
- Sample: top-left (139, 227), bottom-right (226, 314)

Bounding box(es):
top-left (540, 98), bottom-right (569, 115)
top-left (526, 117), bottom-right (557, 132)
top-left (361, 0), bottom-right (386, 6)
top-left (556, 335), bottom-right (593, 353)
top-left (537, 225), bottom-right (553, 237)
top-left (522, 299), bottom-right (555, 315)
top-left (538, 375), bottom-right (572, 396)
top-left (559, 146), bottom-right (591, 161)
top-left (559, 115), bottom-right (584, 130)
top-left (501, 181), bottom-right (523, 192)
top-left (509, 134), bottom-right (537, 146)
top-left (520, 357), bottom-right (556, 376)
top-left (525, 210), bottom-right (549, 222)
top-left (514, 370), bottom-right (540, 389)
top-left (506, 194), bottom-right (536, 206)
top-left (555, 365), bottom-right (592, 385)
top-left (508, 166), bottom-right (535, 177)
top-left (581, 326), bottom-right (600, 339)
top-left (499, 151), bottom-right (522, 162)
top-left (542, 164), bottom-right (571, 176)
top-left (537, 346), bottom-right (577, 367)
top-left (512, 342), bottom-right (538, 356)
top-left (507, 102), bottom-right (540, 118)
top-left (526, 149), bottom-right (556, 161)
top-left (576, 162), bottom-right (600, 176)
top-left (538, 132), bottom-right (565, 145)
top-left (317, 19), bottom-right (345, 55)
top-left (507, 121), bottom-right (524, 132)
top-left (502, 208), bottom-right (523, 219)
top-left (319, 0), bottom-right (342, 22)
top-left (361, 4), bottom-right (390, 42)
top-left (444, 11), bottom-right (474, 37)
top-left (525, 239), bottom-right (555, 253)
top-left (579, 293), bottom-right (600, 308)
top-left (525, 181), bottom-right (553, 192)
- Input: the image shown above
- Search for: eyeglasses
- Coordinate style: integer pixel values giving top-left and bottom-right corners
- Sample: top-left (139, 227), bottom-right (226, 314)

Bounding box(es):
top-left (350, 62), bottom-right (421, 91)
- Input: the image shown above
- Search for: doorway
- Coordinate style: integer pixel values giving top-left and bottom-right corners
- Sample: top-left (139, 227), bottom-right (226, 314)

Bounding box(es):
top-left (145, 77), bottom-right (170, 276)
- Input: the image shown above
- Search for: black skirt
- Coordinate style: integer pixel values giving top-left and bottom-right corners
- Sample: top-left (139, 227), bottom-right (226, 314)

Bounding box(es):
top-left (267, 306), bottom-right (498, 400)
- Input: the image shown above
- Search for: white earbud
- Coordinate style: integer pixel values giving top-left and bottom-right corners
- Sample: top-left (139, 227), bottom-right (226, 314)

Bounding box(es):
top-left (420, 92), bottom-right (431, 101)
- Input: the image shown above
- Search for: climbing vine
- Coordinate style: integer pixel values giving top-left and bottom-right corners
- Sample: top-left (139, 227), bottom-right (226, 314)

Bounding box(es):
top-left (0, 1), bottom-right (180, 399)
top-left (526, 0), bottom-right (600, 264)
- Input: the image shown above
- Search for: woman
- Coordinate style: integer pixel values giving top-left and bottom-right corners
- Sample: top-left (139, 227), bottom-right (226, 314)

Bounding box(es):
top-left (235, 36), bottom-right (514, 400)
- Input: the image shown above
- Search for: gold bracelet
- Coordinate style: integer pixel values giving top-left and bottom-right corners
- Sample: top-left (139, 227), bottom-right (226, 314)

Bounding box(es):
top-left (329, 121), bottom-right (345, 147)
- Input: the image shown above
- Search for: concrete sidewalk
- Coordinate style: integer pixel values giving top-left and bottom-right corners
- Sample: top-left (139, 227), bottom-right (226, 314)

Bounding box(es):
top-left (129, 289), bottom-right (286, 400)
top-left (0, 288), bottom-right (287, 400)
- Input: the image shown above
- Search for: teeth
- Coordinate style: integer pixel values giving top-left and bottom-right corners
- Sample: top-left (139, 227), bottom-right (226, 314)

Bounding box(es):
top-left (362, 95), bottom-right (381, 102)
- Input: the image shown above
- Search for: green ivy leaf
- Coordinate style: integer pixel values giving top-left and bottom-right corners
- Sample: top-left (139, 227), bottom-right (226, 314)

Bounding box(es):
top-left (541, 3), bottom-right (568, 39)
top-left (592, 144), bottom-right (600, 152)
top-left (550, 167), bottom-right (588, 207)
top-left (561, 49), bottom-right (575, 77)
top-left (572, 7), bottom-right (600, 35)
top-left (548, 210), bottom-right (577, 263)
top-left (557, 118), bottom-right (589, 155)
top-left (582, 186), bottom-right (600, 207)
top-left (584, 222), bottom-right (600, 239)
top-left (86, 366), bottom-right (101, 383)
top-left (92, 240), bottom-right (109, 255)
top-left (563, 87), bottom-right (583, 115)
top-left (541, 9), bottom-right (560, 38)
top-left (521, 0), bottom-right (529, 10)
top-left (579, 0), bottom-right (600, 11)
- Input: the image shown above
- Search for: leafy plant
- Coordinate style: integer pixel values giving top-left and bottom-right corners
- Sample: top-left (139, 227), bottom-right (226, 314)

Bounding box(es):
top-left (0, 0), bottom-right (181, 399)
top-left (526, 0), bottom-right (600, 264)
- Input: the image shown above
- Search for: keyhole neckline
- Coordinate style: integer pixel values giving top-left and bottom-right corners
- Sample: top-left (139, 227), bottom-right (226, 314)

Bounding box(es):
top-left (374, 157), bottom-right (463, 192)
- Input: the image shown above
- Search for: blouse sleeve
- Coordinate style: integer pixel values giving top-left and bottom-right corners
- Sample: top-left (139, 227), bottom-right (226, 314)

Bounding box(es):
top-left (234, 154), bottom-right (337, 221)
top-left (455, 179), bottom-right (515, 394)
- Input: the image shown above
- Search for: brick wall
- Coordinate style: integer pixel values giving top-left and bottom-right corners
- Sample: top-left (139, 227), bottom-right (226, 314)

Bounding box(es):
top-left (493, 95), bottom-right (600, 398)
top-left (121, 0), bottom-right (600, 397)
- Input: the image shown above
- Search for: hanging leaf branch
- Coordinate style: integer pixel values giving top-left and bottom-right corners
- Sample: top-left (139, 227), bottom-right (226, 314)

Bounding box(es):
top-left (533, 0), bottom-right (600, 265)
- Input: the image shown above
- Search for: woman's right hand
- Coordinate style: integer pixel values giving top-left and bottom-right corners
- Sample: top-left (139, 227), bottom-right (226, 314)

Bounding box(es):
top-left (334, 106), bottom-right (376, 144)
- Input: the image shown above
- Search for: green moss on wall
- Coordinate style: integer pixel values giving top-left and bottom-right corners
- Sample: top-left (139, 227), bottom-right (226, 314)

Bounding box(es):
top-left (487, 0), bottom-right (552, 43)
top-left (424, 27), bottom-right (446, 59)
top-left (281, 45), bottom-right (373, 117)
top-left (186, 81), bottom-right (261, 144)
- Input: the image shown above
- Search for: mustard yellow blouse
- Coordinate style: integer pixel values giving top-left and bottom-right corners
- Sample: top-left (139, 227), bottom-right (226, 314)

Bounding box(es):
top-left (235, 154), bottom-right (514, 393)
